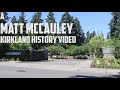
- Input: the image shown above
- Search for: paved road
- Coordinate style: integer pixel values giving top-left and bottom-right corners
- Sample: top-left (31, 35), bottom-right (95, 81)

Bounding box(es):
top-left (0, 60), bottom-right (120, 78)
top-left (0, 65), bottom-right (119, 78)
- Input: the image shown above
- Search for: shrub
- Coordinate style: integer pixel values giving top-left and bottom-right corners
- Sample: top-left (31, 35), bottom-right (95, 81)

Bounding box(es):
top-left (67, 45), bottom-right (89, 56)
top-left (10, 43), bottom-right (31, 50)
top-left (114, 46), bottom-right (120, 59)
top-left (89, 36), bottom-right (104, 58)
top-left (47, 45), bottom-right (64, 58)
top-left (103, 39), bottom-right (114, 47)
top-left (0, 44), bottom-right (10, 59)
top-left (91, 58), bottom-right (120, 69)
top-left (95, 48), bottom-right (104, 58)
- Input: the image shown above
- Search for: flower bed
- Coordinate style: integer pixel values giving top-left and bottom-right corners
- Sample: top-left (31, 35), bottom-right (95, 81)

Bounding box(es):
top-left (90, 58), bottom-right (120, 69)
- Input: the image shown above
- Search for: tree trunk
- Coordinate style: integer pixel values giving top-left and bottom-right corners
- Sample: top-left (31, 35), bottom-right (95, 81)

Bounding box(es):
top-left (50, 54), bottom-right (52, 58)
top-left (93, 53), bottom-right (96, 60)
top-left (57, 55), bottom-right (58, 59)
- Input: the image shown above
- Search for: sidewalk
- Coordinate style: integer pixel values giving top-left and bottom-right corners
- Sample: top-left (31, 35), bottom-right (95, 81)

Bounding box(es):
top-left (0, 60), bottom-right (120, 75)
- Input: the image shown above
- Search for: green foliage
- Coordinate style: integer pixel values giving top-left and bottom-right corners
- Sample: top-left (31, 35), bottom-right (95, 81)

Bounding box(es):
top-left (89, 36), bottom-right (104, 48)
top-left (95, 48), bottom-right (103, 58)
top-left (18, 12), bottom-right (27, 23)
top-left (11, 16), bottom-right (17, 23)
top-left (30, 12), bottom-right (43, 23)
top-left (30, 12), bottom-right (44, 49)
top-left (73, 18), bottom-right (85, 45)
top-left (60, 12), bottom-right (85, 45)
top-left (67, 45), bottom-right (79, 56)
top-left (85, 31), bottom-right (96, 43)
top-left (60, 12), bottom-right (74, 49)
top-left (0, 12), bottom-right (10, 23)
top-left (107, 32), bottom-right (110, 39)
top-left (91, 31), bottom-right (96, 39)
top-left (46, 12), bottom-right (56, 24)
top-left (0, 44), bottom-right (10, 58)
top-left (91, 58), bottom-right (120, 69)
top-left (89, 36), bottom-right (104, 58)
top-left (112, 38), bottom-right (120, 46)
top-left (109, 38), bottom-right (120, 59)
top-left (114, 46), bottom-right (120, 59)
top-left (60, 12), bottom-right (74, 28)
top-left (63, 45), bottom-right (89, 57)
top-left (45, 12), bottom-right (56, 46)
top-left (47, 45), bottom-right (65, 58)
top-left (109, 12), bottom-right (120, 39)
top-left (0, 12), bottom-right (10, 58)
top-left (10, 43), bottom-right (31, 50)
top-left (17, 12), bottom-right (27, 35)
top-left (86, 31), bottom-right (90, 43)
top-left (103, 39), bottom-right (114, 47)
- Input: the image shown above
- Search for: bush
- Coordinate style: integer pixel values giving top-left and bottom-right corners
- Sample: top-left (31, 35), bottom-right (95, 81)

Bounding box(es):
top-left (10, 43), bottom-right (31, 50)
top-left (103, 39), bottom-right (114, 47)
top-left (63, 50), bottom-right (71, 56)
top-left (48, 45), bottom-right (90, 59)
top-left (89, 36), bottom-right (104, 58)
top-left (91, 58), bottom-right (120, 69)
top-left (114, 46), bottom-right (120, 59)
top-left (47, 45), bottom-right (64, 58)
top-left (95, 48), bottom-right (104, 58)
top-left (0, 44), bottom-right (10, 59)
top-left (63, 45), bottom-right (89, 59)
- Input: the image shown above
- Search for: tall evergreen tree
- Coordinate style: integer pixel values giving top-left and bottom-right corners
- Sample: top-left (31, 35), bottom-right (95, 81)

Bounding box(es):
top-left (59, 12), bottom-right (74, 48)
top-left (86, 31), bottom-right (90, 43)
top-left (60, 12), bottom-right (85, 46)
top-left (18, 12), bottom-right (27, 23)
top-left (0, 12), bottom-right (10, 23)
top-left (109, 12), bottom-right (120, 39)
top-left (101, 31), bottom-right (104, 37)
top-left (46, 12), bottom-right (55, 24)
top-left (30, 12), bottom-right (43, 23)
top-left (72, 17), bottom-right (85, 45)
top-left (93, 31), bottom-right (96, 37)
top-left (11, 16), bottom-right (18, 35)
top-left (85, 31), bottom-right (96, 43)
top-left (90, 31), bottom-right (96, 39)
top-left (17, 12), bottom-right (27, 35)
top-left (60, 12), bottom-right (74, 34)
top-left (11, 16), bottom-right (17, 23)
top-left (13, 12), bottom-right (30, 50)
top-left (0, 12), bottom-right (10, 58)
top-left (10, 14), bottom-right (30, 50)
top-left (45, 12), bottom-right (57, 46)
top-left (46, 12), bottom-right (56, 34)
top-left (107, 32), bottom-right (110, 39)
top-left (30, 12), bottom-right (44, 50)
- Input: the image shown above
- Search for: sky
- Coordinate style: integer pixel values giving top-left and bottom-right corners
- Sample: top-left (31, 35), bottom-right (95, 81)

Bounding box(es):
top-left (8, 12), bottom-right (112, 38)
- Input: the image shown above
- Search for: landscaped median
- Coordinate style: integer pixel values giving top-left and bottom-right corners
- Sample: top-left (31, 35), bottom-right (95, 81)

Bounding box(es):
top-left (91, 58), bottom-right (120, 69)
